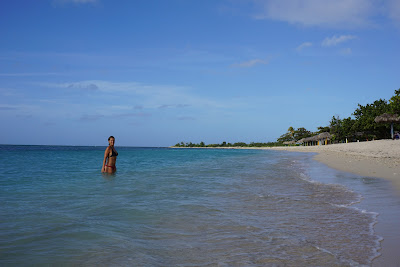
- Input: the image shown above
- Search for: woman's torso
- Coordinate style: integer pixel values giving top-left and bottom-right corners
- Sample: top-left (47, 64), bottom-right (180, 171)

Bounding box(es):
top-left (107, 146), bottom-right (118, 166)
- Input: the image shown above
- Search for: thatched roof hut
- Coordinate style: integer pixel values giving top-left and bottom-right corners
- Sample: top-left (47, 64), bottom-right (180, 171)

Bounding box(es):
top-left (301, 132), bottom-right (331, 146)
top-left (283, 141), bottom-right (296, 145)
top-left (375, 113), bottom-right (400, 139)
top-left (374, 113), bottom-right (400, 123)
top-left (317, 132), bottom-right (331, 140)
top-left (316, 132), bottom-right (331, 145)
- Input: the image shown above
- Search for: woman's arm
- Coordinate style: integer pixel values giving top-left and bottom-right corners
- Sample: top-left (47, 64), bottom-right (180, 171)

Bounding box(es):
top-left (101, 147), bottom-right (110, 172)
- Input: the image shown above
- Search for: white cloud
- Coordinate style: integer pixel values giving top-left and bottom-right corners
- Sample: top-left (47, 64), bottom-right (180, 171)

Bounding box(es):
top-left (231, 58), bottom-right (269, 68)
top-left (67, 83), bottom-right (99, 91)
top-left (0, 72), bottom-right (63, 77)
top-left (80, 114), bottom-right (103, 121)
top-left (386, 0), bottom-right (400, 22)
top-left (321, 35), bottom-right (357, 47)
top-left (253, 0), bottom-right (375, 28)
top-left (296, 42), bottom-right (313, 51)
top-left (40, 80), bottom-right (226, 109)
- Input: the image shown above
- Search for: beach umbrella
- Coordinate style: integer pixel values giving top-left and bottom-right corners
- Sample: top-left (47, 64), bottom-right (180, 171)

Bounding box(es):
top-left (374, 113), bottom-right (400, 139)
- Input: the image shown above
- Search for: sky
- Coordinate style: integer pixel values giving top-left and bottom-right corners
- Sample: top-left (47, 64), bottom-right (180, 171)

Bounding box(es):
top-left (1, 0), bottom-right (400, 147)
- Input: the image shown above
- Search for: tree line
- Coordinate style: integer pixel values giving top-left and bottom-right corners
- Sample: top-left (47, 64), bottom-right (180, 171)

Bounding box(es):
top-left (174, 89), bottom-right (400, 147)
top-left (278, 88), bottom-right (400, 143)
top-left (174, 141), bottom-right (282, 148)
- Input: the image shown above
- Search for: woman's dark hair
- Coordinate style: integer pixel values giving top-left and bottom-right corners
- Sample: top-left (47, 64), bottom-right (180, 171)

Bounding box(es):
top-left (108, 136), bottom-right (115, 141)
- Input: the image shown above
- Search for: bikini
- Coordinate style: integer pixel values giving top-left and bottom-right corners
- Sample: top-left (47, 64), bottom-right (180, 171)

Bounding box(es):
top-left (106, 149), bottom-right (118, 170)
top-left (106, 165), bottom-right (116, 170)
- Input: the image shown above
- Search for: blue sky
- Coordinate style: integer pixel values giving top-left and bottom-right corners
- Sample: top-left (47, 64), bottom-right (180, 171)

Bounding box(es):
top-left (1, 0), bottom-right (400, 146)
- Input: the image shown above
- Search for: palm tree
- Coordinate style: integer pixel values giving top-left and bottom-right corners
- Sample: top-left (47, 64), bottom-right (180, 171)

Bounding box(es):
top-left (288, 126), bottom-right (295, 140)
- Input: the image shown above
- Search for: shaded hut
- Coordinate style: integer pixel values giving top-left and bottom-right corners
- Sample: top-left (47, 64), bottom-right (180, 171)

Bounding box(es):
top-left (316, 132), bottom-right (331, 145)
top-left (302, 136), bottom-right (317, 146)
top-left (374, 113), bottom-right (400, 139)
top-left (301, 132), bottom-right (331, 146)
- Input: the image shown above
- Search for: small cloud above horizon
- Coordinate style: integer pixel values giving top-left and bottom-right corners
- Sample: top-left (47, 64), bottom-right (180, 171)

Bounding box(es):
top-left (177, 116), bottom-right (196, 121)
top-left (322, 35), bottom-right (357, 47)
top-left (67, 83), bottom-right (99, 91)
top-left (253, 0), bottom-right (375, 28)
top-left (80, 114), bottom-right (104, 121)
top-left (158, 104), bottom-right (191, 109)
top-left (230, 58), bottom-right (269, 68)
top-left (296, 42), bottom-right (313, 51)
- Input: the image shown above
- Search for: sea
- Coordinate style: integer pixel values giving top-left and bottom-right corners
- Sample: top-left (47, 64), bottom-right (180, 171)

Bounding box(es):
top-left (1, 145), bottom-right (400, 266)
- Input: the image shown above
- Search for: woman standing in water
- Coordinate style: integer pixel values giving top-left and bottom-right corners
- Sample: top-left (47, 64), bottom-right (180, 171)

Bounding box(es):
top-left (102, 136), bottom-right (118, 173)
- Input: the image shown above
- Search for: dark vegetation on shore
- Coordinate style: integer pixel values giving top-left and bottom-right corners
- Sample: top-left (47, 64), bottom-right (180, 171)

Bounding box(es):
top-left (174, 89), bottom-right (400, 148)
top-left (174, 141), bottom-right (282, 148)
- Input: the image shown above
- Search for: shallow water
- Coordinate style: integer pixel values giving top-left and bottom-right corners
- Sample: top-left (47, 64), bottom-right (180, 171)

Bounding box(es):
top-left (0, 145), bottom-right (398, 266)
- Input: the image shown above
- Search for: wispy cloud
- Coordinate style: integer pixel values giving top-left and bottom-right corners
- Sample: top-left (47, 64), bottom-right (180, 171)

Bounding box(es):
top-left (296, 42), bottom-right (313, 51)
top-left (158, 104), bottom-right (191, 109)
top-left (321, 35), bottom-right (357, 47)
top-left (80, 114), bottom-right (104, 121)
top-left (113, 112), bottom-right (151, 118)
top-left (0, 104), bottom-right (38, 113)
top-left (231, 58), bottom-right (269, 68)
top-left (40, 80), bottom-right (226, 109)
top-left (177, 116), bottom-right (196, 121)
top-left (386, 0), bottom-right (400, 23)
top-left (0, 106), bottom-right (17, 111)
top-left (67, 83), bottom-right (99, 91)
top-left (253, 0), bottom-right (375, 28)
top-left (0, 72), bottom-right (64, 77)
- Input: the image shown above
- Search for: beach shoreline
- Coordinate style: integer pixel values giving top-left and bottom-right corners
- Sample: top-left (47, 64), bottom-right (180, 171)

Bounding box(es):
top-left (173, 140), bottom-right (400, 265)
top-left (174, 140), bottom-right (400, 192)
top-left (262, 139), bottom-right (400, 193)
top-left (259, 140), bottom-right (400, 266)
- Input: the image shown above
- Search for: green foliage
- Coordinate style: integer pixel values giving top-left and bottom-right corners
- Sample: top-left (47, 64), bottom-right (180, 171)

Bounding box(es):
top-left (277, 132), bottom-right (293, 143)
top-left (389, 88), bottom-right (400, 114)
top-left (277, 127), bottom-right (313, 143)
top-left (172, 141), bottom-right (281, 148)
top-left (279, 89), bottom-right (400, 143)
top-left (293, 127), bottom-right (313, 140)
top-left (352, 99), bottom-right (390, 139)
top-left (233, 142), bottom-right (248, 147)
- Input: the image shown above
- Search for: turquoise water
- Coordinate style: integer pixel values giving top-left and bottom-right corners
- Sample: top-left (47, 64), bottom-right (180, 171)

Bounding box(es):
top-left (0, 145), bottom-right (397, 266)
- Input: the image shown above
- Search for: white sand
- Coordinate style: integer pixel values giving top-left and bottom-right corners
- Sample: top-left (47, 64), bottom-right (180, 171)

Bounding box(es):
top-left (263, 140), bottom-right (400, 192)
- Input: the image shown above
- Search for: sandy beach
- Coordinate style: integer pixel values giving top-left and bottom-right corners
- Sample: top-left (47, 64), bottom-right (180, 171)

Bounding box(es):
top-left (264, 139), bottom-right (400, 193)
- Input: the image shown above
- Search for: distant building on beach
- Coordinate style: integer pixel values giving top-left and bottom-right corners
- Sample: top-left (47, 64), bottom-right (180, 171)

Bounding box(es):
top-left (298, 132), bottom-right (331, 146)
